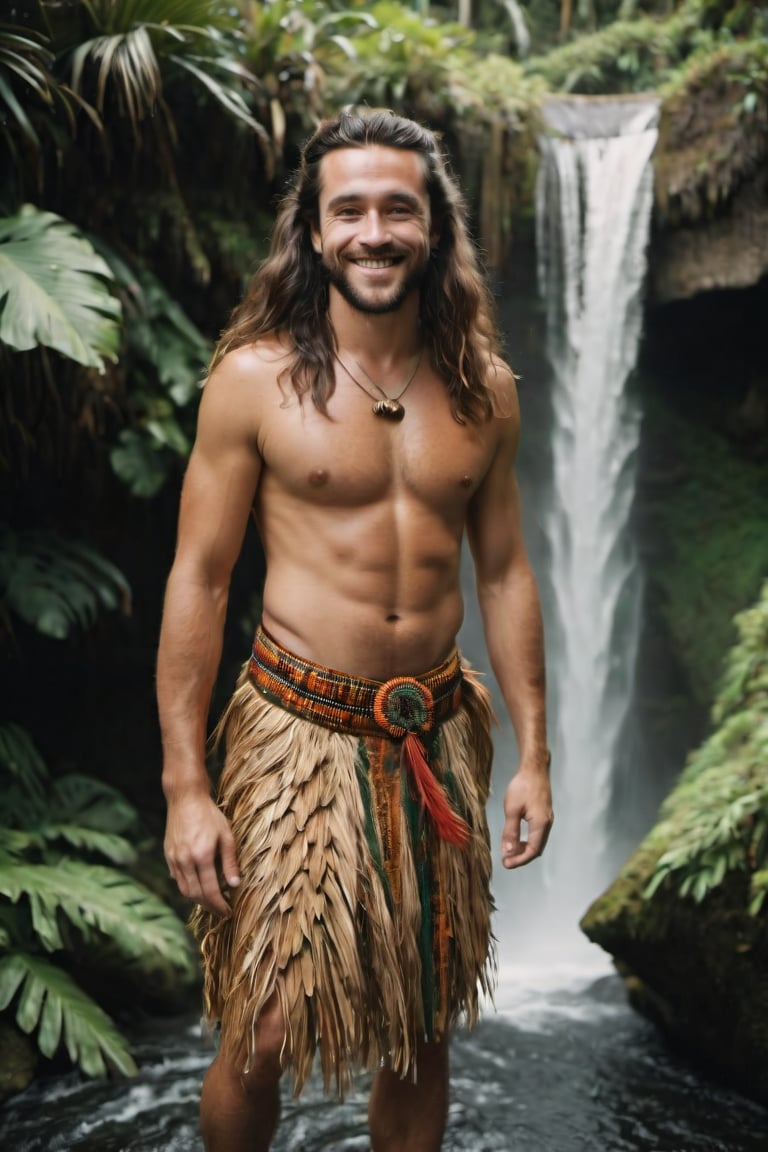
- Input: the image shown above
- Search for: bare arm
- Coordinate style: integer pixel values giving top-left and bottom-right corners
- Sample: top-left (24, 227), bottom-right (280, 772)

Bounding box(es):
top-left (157, 350), bottom-right (263, 913)
top-left (467, 379), bottom-right (553, 869)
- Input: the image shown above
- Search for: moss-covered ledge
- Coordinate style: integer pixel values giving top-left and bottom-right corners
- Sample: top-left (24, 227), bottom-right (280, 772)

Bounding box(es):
top-left (582, 583), bottom-right (768, 1104)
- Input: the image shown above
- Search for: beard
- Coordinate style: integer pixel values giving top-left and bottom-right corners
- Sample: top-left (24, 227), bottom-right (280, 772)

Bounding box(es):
top-left (322, 253), bottom-right (428, 315)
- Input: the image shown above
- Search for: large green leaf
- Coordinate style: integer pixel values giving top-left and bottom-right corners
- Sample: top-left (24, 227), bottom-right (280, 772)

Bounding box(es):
top-left (0, 951), bottom-right (137, 1077)
top-left (51, 775), bottom-right (140, 837)
top-left (0, 723), bottom-right (49, 827)
top-left (0, 526), bottom-right (131, 639)
top-left (0, 859), bottom-right (197, 975)
top-left (42, 823), bottom-right (138, 866)
top-left (0, 205), bottom-right (121, 368)
top-left (110, 427), bottom-right (175, 497)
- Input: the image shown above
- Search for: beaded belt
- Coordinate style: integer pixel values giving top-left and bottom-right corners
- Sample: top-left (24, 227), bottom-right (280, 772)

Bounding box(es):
top-left (248, 626), bottom-right (470, 845)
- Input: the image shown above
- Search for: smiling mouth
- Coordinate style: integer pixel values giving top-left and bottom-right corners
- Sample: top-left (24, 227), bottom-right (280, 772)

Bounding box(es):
top-left (350, 256), bottom-right (403, 269)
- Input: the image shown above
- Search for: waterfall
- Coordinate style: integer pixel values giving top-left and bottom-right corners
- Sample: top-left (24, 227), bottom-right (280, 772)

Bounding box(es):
top-left (535, 96), bottom-right (660, 908)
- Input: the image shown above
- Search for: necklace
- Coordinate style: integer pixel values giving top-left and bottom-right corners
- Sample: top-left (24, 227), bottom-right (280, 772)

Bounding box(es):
top-left (333, 348), bottom-right (422, 421)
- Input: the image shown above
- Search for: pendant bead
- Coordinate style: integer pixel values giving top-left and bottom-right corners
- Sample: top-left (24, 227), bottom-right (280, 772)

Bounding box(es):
top-left (372, 399), bottom-right (405, 421)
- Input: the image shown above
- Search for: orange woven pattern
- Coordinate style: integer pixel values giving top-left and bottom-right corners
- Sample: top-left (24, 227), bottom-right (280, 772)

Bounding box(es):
top-left (249, 625), bottom-right (462, 736)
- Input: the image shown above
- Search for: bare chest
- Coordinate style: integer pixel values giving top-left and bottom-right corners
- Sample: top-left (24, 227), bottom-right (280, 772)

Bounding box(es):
top-left (258, 380), bottom-right (495, 510)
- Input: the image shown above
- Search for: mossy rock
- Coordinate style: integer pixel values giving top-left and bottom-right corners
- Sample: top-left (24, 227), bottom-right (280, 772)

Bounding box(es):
top-left (655, 42), bottom-right (768, 227)
top-left (0, 1018), bottom-right (38, 1103)
top-left (582, 582), bottom-right (768, 1103)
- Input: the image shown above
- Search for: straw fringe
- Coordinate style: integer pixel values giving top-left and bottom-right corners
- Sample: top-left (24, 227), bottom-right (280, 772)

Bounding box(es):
top-left (191, 664), bottom-right (495, 1098)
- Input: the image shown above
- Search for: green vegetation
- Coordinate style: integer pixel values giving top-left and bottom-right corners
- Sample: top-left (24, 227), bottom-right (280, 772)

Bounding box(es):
top-left (1, 0), bottom-right (766, 1094)
top-left (647, 410), bottom-right (768, 706)
top-left (644, 583), bottom-right (768, 911)
top-left (0, 723), bottom-right (196, 1078)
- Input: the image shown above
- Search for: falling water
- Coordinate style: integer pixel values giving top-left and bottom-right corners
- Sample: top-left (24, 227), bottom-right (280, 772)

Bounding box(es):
top-left (535, 96), bottom-right (660, 906)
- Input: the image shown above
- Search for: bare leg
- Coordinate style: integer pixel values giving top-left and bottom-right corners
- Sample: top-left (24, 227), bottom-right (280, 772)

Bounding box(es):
top-left (200, 993), bottom-right (285, 1152)
top-left (368, 1037), bottom-right (450, 1152)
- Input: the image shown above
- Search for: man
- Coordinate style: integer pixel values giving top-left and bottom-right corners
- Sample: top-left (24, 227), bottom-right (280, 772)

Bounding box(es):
top-left (158, 109), bottom-right (553, 1152)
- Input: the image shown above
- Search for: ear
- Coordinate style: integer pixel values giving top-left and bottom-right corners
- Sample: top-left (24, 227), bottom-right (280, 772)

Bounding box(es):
top-left (310, 225), bottom-right (322, 255)
top-left (429, 221), bottom-right (440, 250)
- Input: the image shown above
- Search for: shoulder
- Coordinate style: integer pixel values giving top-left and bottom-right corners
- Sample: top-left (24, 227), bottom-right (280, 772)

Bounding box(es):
top-left (192, 337), bottom-right (292, 455)
top-left (207, 334), bottom-right (292, 394)
top-left (483, 356), bottom-right (520, 422)
top-left (200, 336), bottom-right (292, 418)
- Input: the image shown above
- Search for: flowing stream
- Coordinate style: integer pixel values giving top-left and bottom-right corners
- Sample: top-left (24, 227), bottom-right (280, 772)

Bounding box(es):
top-left (4, 98), bottom-right (768, 1149)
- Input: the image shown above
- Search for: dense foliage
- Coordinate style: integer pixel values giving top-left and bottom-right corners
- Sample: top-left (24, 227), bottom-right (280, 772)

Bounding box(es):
top-left (644, 583), bottom-right (768, 911)
top-left (0, 723), bottom-right (196, 1077)
top-left (1, 0), bottom-right (765, 1089)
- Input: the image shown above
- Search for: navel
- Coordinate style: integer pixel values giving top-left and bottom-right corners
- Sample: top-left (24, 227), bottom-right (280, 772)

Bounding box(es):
top-left (308, 468), bottom-right (329, 487)
top-left (385, 613), bottom-right (400, 623)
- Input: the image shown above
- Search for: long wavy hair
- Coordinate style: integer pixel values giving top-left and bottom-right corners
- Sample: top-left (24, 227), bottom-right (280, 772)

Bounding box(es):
top-left (213, 109), bottom-right (502, 423)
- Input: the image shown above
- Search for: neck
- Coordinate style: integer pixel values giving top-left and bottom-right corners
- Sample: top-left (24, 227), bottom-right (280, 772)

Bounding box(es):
top-left (328, 289), bottom-right (422, 364)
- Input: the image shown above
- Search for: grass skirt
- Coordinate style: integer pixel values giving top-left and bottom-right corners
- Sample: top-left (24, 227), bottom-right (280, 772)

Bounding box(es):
top-left (191, 655), bottom-right (496, 1097)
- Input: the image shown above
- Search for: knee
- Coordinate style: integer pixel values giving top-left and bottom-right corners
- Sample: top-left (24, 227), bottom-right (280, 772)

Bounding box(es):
top-left (218, 993), bottom-right (286, 1091)
top-left (249, 996), bottom-right (286, 1080)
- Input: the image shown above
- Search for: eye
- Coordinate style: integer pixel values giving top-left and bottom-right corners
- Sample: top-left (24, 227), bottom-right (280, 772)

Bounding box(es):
top-left (335, 206), bottom-right (360, 218)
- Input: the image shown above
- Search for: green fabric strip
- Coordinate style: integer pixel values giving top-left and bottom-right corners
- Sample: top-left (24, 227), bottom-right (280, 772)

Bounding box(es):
top-left (355, 740), bottom-right (394, 918)
top-left (402, 764), bottom-right (435, 1040)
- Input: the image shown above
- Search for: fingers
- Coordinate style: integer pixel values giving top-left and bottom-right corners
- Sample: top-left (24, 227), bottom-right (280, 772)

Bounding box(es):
top-left (219, 829), bottom-right (241, 891)
top-left (501, 805), bottom-right (553, 870)
top-left (165, 826), bottom-right (238, 917)
top-left (195, 859), bottom-right (233, 917)
top-left (502, 818), bottom-right (551, 869)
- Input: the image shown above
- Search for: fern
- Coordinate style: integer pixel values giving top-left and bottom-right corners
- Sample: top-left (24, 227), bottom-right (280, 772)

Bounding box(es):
top-left (0, 952), bottom-right (137, 1077)
top-left (644, 582), bottom-right (768, 909)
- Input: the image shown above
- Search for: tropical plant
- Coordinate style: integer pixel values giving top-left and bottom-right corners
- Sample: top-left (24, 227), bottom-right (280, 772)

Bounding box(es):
top-left (0, 204), bottom-right (121, 368)
top-left (100, 250), bottom-right (211, 497)
top-left (644, 583), bottom-right (768, 913)
top-left (0, 723), bottom-right (197, 1078)
top-left (0, 526), bottom-right (131, 641)
top-left (325, 1), bottom-right (474, 113)
top-left (45, 0), bottom-right (267, 137)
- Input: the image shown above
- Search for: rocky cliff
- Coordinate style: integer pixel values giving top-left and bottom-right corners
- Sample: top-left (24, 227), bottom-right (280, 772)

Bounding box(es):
top-left (582, 585), bottom-right (768, 1104)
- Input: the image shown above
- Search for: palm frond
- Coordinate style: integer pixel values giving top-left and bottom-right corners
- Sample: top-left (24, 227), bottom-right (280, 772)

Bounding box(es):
top-left (0, 22), bottom-right (55, 149)
top-left (170, 52), bottom-right (269, 139)
top-left (0, 205), bottom-right (122, 369)
top-left (0, 951), bottom-right (137, 1077)
top-left (0, 859), bottom-right (197, 975)
top-left (70, 28), bottom-right (161, 130)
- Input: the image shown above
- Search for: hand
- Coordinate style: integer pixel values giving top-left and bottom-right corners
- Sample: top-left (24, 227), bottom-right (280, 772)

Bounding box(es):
top-left (164, 791), bottom-right (240, 916)
top-left (501, 763), bottom-right (553, 870)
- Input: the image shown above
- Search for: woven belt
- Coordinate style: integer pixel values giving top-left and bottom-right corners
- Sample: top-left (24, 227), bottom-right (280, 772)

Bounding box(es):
top-left (249, 626), bottom-right (463, 738)
top-left (248, 626), bottom-right (470, 846)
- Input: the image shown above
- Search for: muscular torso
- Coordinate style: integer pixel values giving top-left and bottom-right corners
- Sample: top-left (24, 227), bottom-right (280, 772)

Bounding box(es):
top-left (249, 351), bottom-right (499, 680)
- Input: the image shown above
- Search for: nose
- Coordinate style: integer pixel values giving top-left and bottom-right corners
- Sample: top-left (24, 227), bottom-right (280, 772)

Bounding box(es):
top-left (359, 210), bottom-right (389, 246)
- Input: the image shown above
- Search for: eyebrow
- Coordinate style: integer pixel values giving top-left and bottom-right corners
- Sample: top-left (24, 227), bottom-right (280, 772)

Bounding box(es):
top-left (325, 191), bottom-right (423, 213)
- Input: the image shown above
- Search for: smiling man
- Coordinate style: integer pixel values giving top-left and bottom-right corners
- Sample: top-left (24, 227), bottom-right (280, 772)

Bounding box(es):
top-left (157, 109), bottom-right (552, 1152)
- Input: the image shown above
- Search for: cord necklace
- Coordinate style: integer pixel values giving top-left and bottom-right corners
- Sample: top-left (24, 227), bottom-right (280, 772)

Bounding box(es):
top-left (333, 348), bottom-right (423, 421)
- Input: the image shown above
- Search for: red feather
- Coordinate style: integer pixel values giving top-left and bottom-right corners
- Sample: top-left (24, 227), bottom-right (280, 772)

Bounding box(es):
top-left (402, 733), bottom-right (470, 847)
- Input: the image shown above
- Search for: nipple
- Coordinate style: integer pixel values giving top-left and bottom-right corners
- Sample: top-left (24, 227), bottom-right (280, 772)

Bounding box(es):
top-left (460, 475), bottom-right (473, 488)
top-left (309, 469), bottom-right (329, 487)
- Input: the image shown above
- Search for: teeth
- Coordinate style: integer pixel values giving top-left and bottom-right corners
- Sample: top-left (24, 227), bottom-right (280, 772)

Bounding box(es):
top-left (355, 259), bottom-right (396, 268)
